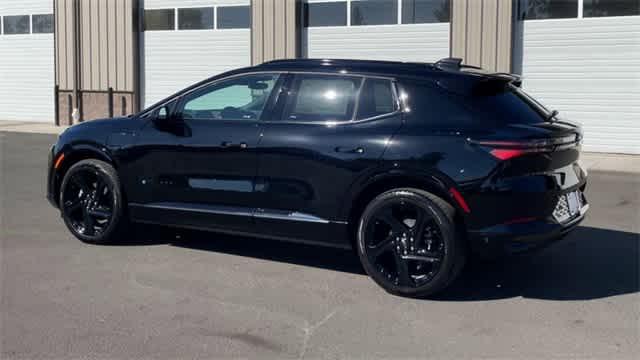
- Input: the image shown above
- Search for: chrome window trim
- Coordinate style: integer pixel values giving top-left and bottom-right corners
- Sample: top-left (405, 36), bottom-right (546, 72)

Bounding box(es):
top-left (140, 70), bottom-right (401, 126)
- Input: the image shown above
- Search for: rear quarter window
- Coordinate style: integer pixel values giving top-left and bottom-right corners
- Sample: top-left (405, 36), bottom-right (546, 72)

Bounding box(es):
top-left (399, 79), bottom-right (544, 129)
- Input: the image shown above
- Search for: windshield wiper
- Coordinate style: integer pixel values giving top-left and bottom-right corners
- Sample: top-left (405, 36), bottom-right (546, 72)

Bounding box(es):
top-left (546, 110), bottom-right (559, 122)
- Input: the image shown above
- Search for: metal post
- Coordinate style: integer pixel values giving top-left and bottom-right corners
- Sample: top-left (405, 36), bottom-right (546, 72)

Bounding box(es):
top-left (108, 87), bottom-right (114, 118)
top-left (54, 85), bottom-right (60, 126)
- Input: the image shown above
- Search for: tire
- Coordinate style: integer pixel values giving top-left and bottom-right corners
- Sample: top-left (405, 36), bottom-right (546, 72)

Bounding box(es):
top-left (356, 188), bottom-right (466, 298)
top-left (59, 159), bottom-right (129, 244)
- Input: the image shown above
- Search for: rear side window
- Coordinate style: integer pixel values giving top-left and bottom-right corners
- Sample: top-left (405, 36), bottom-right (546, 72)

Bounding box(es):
top-left (399, 80), bottom-right (544, 129)
top-left (283, 75), bottom-right (362, 122)
top-left (356, 78), bottom-right (398, 119)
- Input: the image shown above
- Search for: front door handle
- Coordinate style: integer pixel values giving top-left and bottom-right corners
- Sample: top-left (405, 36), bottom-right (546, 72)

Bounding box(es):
top-left (335, 146), bottom-right (364, 154)
top-left (221, 141), bottom-right (248, 149)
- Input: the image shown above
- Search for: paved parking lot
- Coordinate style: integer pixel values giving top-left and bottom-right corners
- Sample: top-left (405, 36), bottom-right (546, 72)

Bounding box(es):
top-left (1, 131), bottom-right (638, 359)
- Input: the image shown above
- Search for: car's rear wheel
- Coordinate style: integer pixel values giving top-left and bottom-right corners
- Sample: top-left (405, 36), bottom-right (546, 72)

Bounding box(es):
top-left (59, 159), bottom-right (128, 244)
top-left (356, 188), bottom-right (466, 298)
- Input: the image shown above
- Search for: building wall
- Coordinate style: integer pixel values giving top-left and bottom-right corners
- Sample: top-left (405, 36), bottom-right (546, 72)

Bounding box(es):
top-left (56, 0), bottom-right (138, 92)
top-left (251, 0), bottom-right (298, 64)
top-left (143, 29), bottom-right (250, 106)
top-left (0, 0), bottom-right (51, 14)
top-left (54, 0), bottom-right (139, 123)
top-left (450, 0), bottom-right (513, 72)
top-left (304, 23), bottom-right (449, 63)
top-left (521, 16), bottom-right (640, 154)
top-left (0, 0), bottom-right (54, 122)
top-left (142, 0), bottom-right (251, 107)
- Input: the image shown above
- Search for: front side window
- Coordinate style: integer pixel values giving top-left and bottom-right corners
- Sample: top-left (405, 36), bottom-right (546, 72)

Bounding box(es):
top-left (144, 9), bottom-right (175, 31)
top-left (32, 14), bottom-right (54, 33)
top-left (356, 78), bottom-right (398, 119)
top-left (3, 15), bottom-right (30, 34)
top-left (178, 7), bottom-right (214, 30)
top-left (351, 0), bottom-right (398, 25)
top-left (518, 0), bottom-right (579, 20)
top-left (402, 0), bottom-right (451, 23)
top-left (583, 0), bottom-right (640, 17)
top-left (181, 74), bottom-right (279, 121)
top-left (305, 1), bottom-right (348, 27)
top-left (217, 6), bottom-right (251, 29)
top-left (283, 74), bottom-right (362, 122)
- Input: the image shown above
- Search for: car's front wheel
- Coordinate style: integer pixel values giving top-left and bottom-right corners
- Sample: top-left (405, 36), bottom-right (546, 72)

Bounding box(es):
top-left (356, 188), bottom-right (466, 298)
top-left (59, 159), bottom-right (128, 244)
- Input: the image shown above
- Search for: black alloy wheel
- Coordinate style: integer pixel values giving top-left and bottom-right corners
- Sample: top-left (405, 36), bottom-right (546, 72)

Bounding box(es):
top-left (60, 159), bottom-right (127, 244)
top-left (357, 188), bottom-right (465, 297)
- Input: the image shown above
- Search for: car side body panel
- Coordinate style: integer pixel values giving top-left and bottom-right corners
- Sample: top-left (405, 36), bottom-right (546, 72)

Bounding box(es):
top-left (47, 59), bottom-right (588, 258)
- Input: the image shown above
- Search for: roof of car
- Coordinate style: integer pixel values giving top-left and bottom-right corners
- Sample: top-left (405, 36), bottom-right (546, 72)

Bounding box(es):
top-left (253, 58), bottom-right (443, 77)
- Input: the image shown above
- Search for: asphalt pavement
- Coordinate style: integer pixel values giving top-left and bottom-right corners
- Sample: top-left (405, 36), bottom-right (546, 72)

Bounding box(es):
top-left (1, 131), bottom-right (638, 359)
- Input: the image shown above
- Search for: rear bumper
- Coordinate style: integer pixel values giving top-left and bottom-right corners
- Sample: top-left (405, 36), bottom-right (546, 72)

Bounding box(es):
top-left (468, 202), bottom-right (589, 259)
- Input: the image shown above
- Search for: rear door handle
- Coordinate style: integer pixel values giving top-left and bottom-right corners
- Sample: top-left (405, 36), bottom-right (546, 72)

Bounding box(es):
top-left (221, 141), bottom-right (248, 149)
top-left (335, 146), bottom-right (364, 154)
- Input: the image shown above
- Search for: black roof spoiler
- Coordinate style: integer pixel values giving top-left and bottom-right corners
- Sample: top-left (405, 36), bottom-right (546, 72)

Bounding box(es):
top-left (434, 57), bottom-right (522, 87)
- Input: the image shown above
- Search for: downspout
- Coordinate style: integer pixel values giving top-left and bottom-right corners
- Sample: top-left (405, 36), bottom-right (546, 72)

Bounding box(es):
top-left (72, 0), bottom-right (81, 123)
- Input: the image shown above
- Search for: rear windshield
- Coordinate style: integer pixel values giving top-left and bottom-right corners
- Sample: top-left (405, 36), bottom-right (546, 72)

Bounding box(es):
top-left (399, 79), bottom-right (546, 129)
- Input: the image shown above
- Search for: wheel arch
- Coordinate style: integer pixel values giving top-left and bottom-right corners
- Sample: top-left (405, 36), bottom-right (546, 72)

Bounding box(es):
top-left (52, 145), bottom-right (116, 206)
top-left (344, 171), bottom-right (468, 248)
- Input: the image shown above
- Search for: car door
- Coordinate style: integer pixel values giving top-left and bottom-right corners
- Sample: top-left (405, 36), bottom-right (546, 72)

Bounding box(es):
top-left (131, 72), bottom-right (282, 232)
top-left (255, 73), bottom-right (403, 247)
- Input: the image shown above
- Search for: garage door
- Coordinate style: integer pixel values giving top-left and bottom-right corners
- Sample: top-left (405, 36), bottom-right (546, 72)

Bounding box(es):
top-left (143, 0), bottom-right (251, 108)
top-left (0, 0), bottom-right (54, 122)
top-left (303, 0), bottom-right (450, 63)
top-left (518, 1), bottom-right (640, 154)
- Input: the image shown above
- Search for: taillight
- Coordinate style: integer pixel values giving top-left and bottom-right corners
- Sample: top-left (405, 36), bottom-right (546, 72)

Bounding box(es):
top-left (490, 149), bottom-right (526, 160)
top-left (472, 134), bottom-right (580, 161)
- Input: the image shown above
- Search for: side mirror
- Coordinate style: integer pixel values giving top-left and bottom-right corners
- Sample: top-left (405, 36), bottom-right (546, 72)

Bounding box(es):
top-left (157, 106), bottom-right (169, 122)
top-left (154, 105), bottom-right (181, 126)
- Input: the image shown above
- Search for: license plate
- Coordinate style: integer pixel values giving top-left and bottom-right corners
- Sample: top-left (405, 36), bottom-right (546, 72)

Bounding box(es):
top-left (567, 191), bottom-right (581, 216)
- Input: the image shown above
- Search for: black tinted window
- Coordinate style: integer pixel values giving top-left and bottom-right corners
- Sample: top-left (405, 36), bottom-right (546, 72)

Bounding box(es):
top-left (144, 9), bottom-right (175, 30)
top-left (178, 7), bottom-right (214, 30)
top-left (518, 0), bottom-right (578, 20)
top-left (284, 75), bottom-right (362, 122)
top-left (357, 78), bottom-right (397, 119)
top-left (400, 80), bottom-right (544, 129)
top-left (305, 2), bottom-right (348, 27)
top-left (182, 74), bottom-right (279, 121)
top-left (3, 15), bottom-right (30, 34)
top-left (32, 14), bottom-right (53, 33)
top-left (217, 6), bottom-right (251, 29)
top-left (351, 0), bottom-right (398, 25)
top-left (402, 0), bottom-right (450, 23)
top-left (584, 0), bottom-right (640, 17)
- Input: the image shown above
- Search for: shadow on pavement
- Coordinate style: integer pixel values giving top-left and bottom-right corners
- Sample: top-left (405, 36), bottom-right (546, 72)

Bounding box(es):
top-left (122, 225), bottom-right (638, 301)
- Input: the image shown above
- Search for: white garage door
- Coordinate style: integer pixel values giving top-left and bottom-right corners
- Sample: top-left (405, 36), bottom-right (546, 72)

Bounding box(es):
top-left (303, 0), bottom-right (450, 63)
top-left (519, 1), bottom-right (640, 154)
top-left (143, 0), bottom-right (251, 108)
top-left (0, 0), bottom-right (54, 123)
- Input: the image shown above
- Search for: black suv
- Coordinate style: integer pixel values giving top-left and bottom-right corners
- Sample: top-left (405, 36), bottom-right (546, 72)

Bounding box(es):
top-left (47, 58), bottom-right (588, 297)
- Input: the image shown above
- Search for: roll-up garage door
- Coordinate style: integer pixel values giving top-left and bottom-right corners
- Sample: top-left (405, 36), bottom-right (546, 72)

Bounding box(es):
top-left (518, 1), bottom-right (640, 154)
top-left (0, 0), bottom-right (54, 122)
top-left (142, 0), bottom-right (251, 108)
top-left (303, 0), bottom-right (450, 63)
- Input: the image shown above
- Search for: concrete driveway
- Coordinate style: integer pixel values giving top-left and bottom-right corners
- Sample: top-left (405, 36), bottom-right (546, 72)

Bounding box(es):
top-left (1, 131), bottom-right (638, 359)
